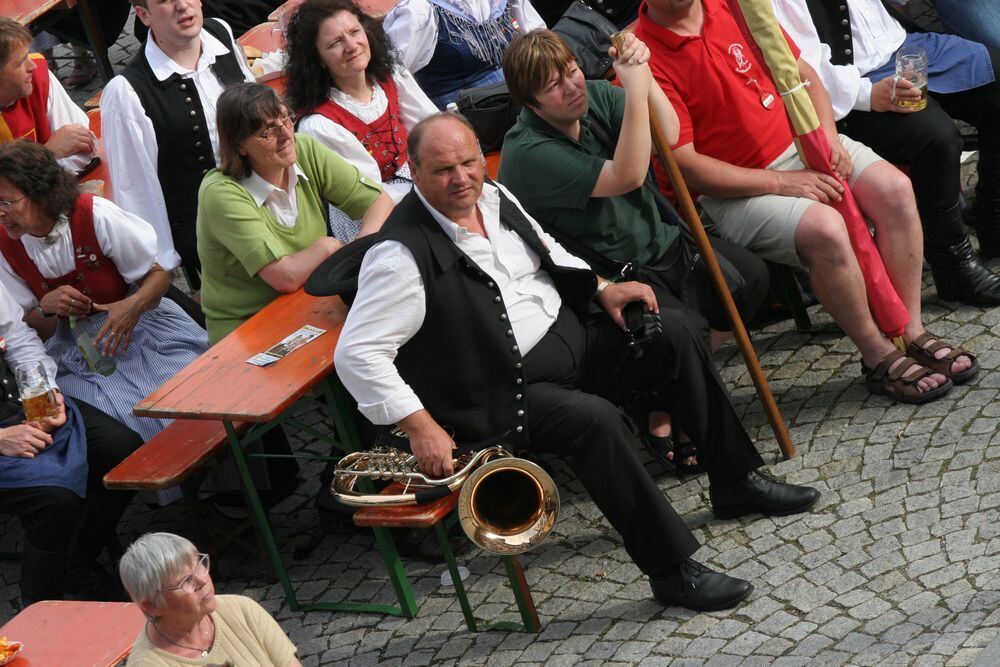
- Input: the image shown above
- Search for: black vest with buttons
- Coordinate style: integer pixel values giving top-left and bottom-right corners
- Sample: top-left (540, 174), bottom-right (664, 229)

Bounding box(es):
top-left (0, 352), bottom-right (23, 423)
top-left (804, 0), bottom-right (855, 65)
top-left (380, 189), bottom-right (597, 447)
top-left (121, 19), bottom-right (246, 229)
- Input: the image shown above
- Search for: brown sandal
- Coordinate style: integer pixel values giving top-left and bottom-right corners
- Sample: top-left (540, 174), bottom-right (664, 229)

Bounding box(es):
top-left (862, 350), bottom-right (953, 404)
top-left (906, 333), bottom-right (980, 385)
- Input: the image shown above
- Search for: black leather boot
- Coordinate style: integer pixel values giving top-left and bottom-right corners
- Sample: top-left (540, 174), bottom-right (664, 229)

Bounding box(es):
top-left (925, 201), bottom-right (1000, 306)
top-left (19, 539), bottom-right (67, 607)
top-left (972, 152), bottom-right (1000, 259)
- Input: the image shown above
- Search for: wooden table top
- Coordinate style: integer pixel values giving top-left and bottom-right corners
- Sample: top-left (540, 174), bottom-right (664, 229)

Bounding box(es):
top-left (134, 290), bottom-right (348, 422)
top-left (1, 600), bottom-right (144, 667)
top-left (6, 0), bottom-right (74, 25)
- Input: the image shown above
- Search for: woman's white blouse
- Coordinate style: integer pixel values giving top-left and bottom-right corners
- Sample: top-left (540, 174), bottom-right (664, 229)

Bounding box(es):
top-left (0, 196), bottom-right (158, 311)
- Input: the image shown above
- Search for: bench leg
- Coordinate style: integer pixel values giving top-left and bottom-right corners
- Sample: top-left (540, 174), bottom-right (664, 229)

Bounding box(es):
top-left (435, 522), bottom-right (478, 631)
top-left (772, 263), bottom-right (813, 332)
top-left (226, 412), bottom-right (419, 617)
top-left (504, 556), bottom-right (541, 633)
top-left (373, 526), bottom-right (419, 619)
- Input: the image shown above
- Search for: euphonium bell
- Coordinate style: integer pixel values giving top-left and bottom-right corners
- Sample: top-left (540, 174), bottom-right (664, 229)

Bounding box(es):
top-left (331, 445), bottom-right (559, 555)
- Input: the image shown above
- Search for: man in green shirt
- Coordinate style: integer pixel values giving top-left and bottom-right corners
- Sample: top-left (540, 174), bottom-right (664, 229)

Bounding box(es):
top-left (499, 30), bottom-right (768, 342)
top-left (499, 29), bottom-right (769, 472)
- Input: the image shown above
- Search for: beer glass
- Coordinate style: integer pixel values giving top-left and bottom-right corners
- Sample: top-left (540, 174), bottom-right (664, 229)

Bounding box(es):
top-left (15, 361), bottom-right (58, 424)
top-left (892, 46), bottom-right (928, 111)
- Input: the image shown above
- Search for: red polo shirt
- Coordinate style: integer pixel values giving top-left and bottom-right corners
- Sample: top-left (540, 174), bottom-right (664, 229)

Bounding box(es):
top-left (635, 0), bottom-right (798, 174)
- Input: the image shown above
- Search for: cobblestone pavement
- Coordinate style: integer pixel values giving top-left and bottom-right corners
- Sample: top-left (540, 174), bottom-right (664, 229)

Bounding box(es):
top-left (5, 3), bottom-right (1000, 665)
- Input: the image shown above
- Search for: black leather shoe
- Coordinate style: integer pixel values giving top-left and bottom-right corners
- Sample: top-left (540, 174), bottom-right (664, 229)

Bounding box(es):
top-left (650, 559), bottom-right (753, 611)
top-left (927, 236), bottom-right (1000, 306)
top-left (710, 470), bottom-right (820, 519)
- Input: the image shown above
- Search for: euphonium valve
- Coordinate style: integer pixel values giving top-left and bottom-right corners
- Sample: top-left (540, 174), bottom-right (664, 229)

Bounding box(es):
top-left (331, 445), bottom-right (559, 555)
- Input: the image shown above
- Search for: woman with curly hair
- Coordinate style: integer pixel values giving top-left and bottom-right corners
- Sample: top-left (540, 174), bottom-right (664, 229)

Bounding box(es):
top-left (285, 0), bottom-right (436, 241)
top-left (0, 141), bottom-right (211, 503)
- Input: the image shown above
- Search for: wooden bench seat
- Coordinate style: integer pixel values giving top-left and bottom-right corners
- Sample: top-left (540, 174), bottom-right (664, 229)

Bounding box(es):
top-left (353, 482), bottom-right (460, 529)
top-left (104, 419), bottom-right (248, 491)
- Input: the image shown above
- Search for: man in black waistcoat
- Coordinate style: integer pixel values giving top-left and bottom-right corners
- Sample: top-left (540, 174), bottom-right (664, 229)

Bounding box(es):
top-left (324, 113), bottom-right (821, 612)
top-left (101, 0), bottom-right (254, 291)
top-left (0, 284), bottom-right (141, 607)
top-left (772, 0), bottom-right (1000, 307)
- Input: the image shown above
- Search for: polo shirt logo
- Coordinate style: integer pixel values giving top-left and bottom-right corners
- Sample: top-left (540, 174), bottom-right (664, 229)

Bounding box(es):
top-left (728, 43), bottom-right (752, 74)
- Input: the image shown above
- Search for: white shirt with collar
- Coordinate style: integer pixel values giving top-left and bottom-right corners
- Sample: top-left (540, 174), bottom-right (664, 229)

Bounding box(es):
top-left (39, 71), bottom-right (96, 174)
top-left (100, 20), bottom-right (254, 271)
top-left (771, 0), bottom-right (906, 118)
top-left (335, 181), bottom-right (590, 426)
top-left (383, 0), bottom-right (545, 74)
top-left (239, 164), bottom-right (307, 228)
top-left (0, 283), bottom-right (59, 389)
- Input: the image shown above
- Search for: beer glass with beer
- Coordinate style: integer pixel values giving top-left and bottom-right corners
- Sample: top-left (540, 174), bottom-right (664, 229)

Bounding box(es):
top-left (892, 46), bottom-right (928, 111)
top-left (15, 361), bottom-right (58, 424)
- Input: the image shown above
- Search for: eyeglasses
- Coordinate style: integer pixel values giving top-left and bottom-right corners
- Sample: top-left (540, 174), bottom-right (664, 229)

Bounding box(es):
top-left (162, 553), bottom-right (210, 593)
top-left (256, 113), bottom-right (294, 141)
top-left (0, 195), bottom-right (26, 214)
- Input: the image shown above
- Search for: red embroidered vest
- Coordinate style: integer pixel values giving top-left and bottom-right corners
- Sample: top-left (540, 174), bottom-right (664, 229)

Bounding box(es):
top-left (0, 55), bottom-right (52, 145)
top-left (309, 77), bottom-right (408, 182)
top-left (0, 194), bottom-right (128, 304)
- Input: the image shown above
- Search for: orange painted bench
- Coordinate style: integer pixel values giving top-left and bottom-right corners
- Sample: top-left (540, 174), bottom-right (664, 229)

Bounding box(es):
top-left (0, 600), bottom-right (144, 667)
top-left (103, 419), bottom-right (249, 491)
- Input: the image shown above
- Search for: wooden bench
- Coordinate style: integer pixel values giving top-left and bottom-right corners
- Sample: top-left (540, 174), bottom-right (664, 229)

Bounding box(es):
top-left (104, 419), bottom-right (251, 548)
top-left (0, 600), bottom-right (145, 666)
top-left (354, 482), bottom-right (541, 633)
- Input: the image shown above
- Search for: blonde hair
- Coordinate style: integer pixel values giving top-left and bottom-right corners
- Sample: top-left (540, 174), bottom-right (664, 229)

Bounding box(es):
top-left (502, 29), bottom-right (578, 109)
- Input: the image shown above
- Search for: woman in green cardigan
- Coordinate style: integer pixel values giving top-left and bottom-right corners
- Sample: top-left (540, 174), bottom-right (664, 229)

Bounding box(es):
top-left (197, 82), bottom-right (394, 344)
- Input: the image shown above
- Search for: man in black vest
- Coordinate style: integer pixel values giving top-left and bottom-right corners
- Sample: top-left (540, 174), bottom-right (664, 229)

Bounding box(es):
top-left (328, 113), bottom-right (821, 612)
top-left (771, 0), bottom-right (1000, 306)
top-left (0, 284), bottom-right (141, 606)
top-left (101, 0), bottom-right (254, 290)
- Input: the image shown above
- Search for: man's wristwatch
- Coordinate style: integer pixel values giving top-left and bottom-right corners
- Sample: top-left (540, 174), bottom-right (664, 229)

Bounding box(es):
top-left (594, 279), bottom-right (613, 300)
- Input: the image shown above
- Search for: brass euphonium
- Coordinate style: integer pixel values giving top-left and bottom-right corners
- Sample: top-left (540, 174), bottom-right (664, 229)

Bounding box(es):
top-left (331, 445), bottom-right (559, 555)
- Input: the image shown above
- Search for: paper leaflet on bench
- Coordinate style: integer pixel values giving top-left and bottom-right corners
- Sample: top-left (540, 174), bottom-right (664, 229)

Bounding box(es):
top-left (247, 325), bottom-right (327, 366)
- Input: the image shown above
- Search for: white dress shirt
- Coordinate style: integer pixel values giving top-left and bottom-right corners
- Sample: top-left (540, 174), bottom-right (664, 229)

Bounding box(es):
top-left (772, 0), bottom-right (906, 117)
top-left (0, 196), bottom-right (158, 313)
top-left (335, 181), bottom-right (590, 425)
top-left (40, 72), bottom-right (96, 174)
top-left (383, 0), bottom-right (546, 73)
top-left (297, 69), bottom-right (438, 203)
top-left (100, 20), bottom-right (254, 271)
top-left (0, 284), bottom-right (59, 390)
top-left (239, 164), bottom-right (308, 228)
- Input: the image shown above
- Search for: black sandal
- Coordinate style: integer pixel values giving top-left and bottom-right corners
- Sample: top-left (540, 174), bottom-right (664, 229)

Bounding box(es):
top-left (644, 432), bottom-right (704, 475)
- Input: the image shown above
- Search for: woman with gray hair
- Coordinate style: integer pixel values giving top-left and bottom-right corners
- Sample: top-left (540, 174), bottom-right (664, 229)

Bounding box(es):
top-left (120, 532), bottom-right (301, 666)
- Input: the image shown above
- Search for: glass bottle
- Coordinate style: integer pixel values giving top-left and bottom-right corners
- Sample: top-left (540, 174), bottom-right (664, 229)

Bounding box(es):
top-left (70, 317), bottom-right (116, 376)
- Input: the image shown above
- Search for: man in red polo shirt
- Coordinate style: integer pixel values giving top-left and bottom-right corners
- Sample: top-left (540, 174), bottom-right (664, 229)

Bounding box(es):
top-left (634, 0), bottom-right (977, 404)
top-left (0, 18), bottom-right (95, 174)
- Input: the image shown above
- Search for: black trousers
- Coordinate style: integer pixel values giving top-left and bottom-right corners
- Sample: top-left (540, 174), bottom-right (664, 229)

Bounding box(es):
top-left (647, 235), bottom-right (770, 341)
top-left (838, 46), bottom-right (1000, 214)
top-left (520, 306), bottom-right (764, 577)
top-left (0, 399), bottom-right (140, 603)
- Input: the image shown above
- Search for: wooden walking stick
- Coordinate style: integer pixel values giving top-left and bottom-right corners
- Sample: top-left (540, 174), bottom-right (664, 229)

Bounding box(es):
top-left (614, 38), bottom-right (796, 458)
